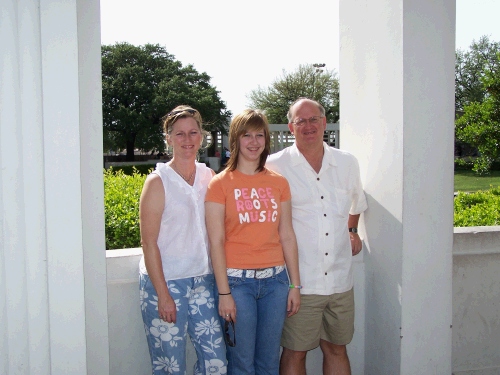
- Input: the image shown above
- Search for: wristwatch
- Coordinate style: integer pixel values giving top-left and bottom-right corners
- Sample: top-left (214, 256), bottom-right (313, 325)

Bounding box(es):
top-left (348, 227), bottom-right (358, 234)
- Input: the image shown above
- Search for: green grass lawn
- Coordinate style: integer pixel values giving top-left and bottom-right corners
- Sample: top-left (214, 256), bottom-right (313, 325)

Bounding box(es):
top-left (455, 170), bottom-right (500, 192)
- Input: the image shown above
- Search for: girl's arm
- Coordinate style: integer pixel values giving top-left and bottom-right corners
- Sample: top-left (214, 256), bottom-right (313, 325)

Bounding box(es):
top-left (205, 201), bottom-right (237, 322)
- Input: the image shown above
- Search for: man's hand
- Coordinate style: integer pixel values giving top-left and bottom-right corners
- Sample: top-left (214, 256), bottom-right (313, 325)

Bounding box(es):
top-left (350, 232), bottom-right (363, 256)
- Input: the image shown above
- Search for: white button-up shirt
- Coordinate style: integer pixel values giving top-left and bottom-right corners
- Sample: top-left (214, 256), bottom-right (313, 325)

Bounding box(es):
top-left (266, 143), bottom-right (367, 295)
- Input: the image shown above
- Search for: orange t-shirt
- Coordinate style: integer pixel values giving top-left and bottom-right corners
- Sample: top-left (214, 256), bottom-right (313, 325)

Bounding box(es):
top-left (205, 168), bottom-right (291, 269)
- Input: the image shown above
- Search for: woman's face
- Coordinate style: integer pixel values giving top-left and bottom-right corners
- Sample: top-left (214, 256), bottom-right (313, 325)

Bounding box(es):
top-left (167, 117), bottom-right (202, 158)
top-left (238, 128), bottom-right (265, 163)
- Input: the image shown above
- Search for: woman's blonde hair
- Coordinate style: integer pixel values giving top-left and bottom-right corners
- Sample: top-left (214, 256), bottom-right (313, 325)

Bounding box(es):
top-left (162, 105), bottom-right (203, 135)
top-left (162, 105), bottom-right (207, 154)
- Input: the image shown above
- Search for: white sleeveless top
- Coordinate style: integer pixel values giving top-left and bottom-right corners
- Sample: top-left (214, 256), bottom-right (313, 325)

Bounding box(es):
top-left (139, 162), bottom-right (213, 280)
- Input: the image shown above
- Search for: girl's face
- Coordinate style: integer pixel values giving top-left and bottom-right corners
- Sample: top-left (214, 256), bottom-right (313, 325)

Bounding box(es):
top-left (238, 128), bottom-right (265, 163)
top-left (167, 117), bottom-right (202, 158)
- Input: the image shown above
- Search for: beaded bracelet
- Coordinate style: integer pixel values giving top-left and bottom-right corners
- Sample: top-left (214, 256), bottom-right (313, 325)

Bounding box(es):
top-left (289, 284), bottom-right (303, 289)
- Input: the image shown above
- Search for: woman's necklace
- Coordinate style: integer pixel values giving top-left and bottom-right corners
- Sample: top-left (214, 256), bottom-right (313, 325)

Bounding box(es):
top-left (170, 162), bottom-right (196, 183)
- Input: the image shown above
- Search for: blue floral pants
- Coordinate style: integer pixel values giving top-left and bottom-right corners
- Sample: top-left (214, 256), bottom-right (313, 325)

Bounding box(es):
top-left (140, 273), bottom-right (227, 374)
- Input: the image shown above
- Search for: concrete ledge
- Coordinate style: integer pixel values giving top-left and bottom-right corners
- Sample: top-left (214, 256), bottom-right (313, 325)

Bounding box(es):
top-left (106, 227), bottom-right (500, 374)
top-left (453, 226), bottom-right (500, 256)
top-left (452, 226), bottom-right (500, 374)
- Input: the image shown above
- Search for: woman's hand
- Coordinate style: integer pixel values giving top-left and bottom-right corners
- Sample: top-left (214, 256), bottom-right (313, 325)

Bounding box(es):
top-left (158, 293), bottom-right (177, 323)
top-left (286, 289), bottom-right (301, 317)
top-left (219, 294), bottom-right (237, 323)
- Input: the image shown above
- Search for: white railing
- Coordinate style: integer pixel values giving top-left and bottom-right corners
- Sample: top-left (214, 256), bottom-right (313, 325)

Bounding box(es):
top-left (214, 123), bottom-right (340, 153)
top-left (104, 124), bottom-right (340, 173)
top-left (204, 123), bottom-right (339, 172)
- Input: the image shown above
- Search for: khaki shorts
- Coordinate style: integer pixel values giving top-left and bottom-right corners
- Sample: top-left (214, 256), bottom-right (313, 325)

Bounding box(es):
top-left (281, 288), bottom-right (354, 351)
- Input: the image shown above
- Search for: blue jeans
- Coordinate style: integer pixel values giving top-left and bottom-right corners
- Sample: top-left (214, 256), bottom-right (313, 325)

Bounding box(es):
top-left (140, 273), bottom-right (227, 374)
top-left (216, 269), bottom-right (289, 375)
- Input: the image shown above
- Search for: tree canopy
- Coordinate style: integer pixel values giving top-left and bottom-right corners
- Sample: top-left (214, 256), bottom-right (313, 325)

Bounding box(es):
top-left (455, 36), bottom-right (500, 111)
top-left (456, 52), bottom-right (500, 174)
top-left (102, 43), bottom-right (231, 160)
top-left (247, 64), bottom-right (339, 124)
top-left (454, 36), bottom-right (500, 173)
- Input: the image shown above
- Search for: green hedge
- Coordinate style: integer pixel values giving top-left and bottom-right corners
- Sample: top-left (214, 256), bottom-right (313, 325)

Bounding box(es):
top-left (106, 163), bottom-right (156, 175)
top-left (104, 168), bottom-right (500, 250)
top-left (454, 187), bottom-right (500, 227)
top-left (104, 167), bottom-right (149, 249)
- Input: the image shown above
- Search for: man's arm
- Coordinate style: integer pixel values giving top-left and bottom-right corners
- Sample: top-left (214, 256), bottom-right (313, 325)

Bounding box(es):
top-left (348, 214), bottom-right (362, 256)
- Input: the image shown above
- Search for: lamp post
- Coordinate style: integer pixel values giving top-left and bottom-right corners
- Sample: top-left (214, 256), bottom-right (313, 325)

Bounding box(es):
top-left (312, 63), bottom-right (326, 97)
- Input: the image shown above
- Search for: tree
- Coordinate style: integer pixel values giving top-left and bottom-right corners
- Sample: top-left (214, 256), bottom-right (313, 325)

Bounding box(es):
top-left (102, 43), bottom-right (231, 160)
top-left (456, 53), bottom-right (500, 174)
top-left (248, 64), bottom-right (339, 124)
top-left (455, 36), bottom-right (500, 111)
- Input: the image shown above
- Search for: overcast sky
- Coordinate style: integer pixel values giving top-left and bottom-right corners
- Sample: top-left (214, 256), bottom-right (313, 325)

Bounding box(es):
top-left (100, 0), bottom-right (500, 115)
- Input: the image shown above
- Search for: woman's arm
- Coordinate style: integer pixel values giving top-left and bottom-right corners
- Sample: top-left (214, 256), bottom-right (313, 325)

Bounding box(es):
top-left (139, 174), bottom-right (177, 323)
top-left (205, 201), bottom-right (237, 322)
top-left (279, 200), bottom-right (301, 317)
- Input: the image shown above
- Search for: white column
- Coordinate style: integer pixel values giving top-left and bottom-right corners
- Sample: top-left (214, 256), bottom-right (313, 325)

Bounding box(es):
top-left (77, 1), bottom-right (110, 373)
top-left (0, 0), bottom-right (108, 373)
top-left (0, 0), bottom-right (35, 373)
top-left (340, 0), bottom-right (454, 374)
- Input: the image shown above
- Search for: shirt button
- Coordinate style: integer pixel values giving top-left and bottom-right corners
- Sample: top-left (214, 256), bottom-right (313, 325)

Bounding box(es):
top-left (325, 272), bottom-right (327, 275)
top-left (317, 177), bottom-right (320, 181)
top-left (324, 214), bottom-right (327, 217)
top-left (326, 233), bottom-right (329, 236)
top-left (321, 196), bottom-right (324, 199)
top-left (325, 253), bottom-right (328, 255)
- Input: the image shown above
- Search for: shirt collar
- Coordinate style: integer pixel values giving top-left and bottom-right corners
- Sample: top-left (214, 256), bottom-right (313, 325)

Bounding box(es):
top-left (322, 143), bottom-right (338, 167)
top-left (289, 143), bottom-right (304, 166)
top-left (290, 142), bottom-right (338, 168)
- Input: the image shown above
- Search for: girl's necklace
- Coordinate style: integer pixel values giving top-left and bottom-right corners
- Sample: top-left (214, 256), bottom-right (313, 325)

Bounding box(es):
top-left (171, 162), bottom-right (195, 183)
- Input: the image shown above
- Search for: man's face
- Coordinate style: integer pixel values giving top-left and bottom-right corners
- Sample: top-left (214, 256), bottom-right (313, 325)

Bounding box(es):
top-left (288, 100), bottom-right (326, 148)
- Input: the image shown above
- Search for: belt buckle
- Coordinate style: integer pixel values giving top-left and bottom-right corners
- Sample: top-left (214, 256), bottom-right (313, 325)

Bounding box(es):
top-left (254, 267), bottom-right (273, 279)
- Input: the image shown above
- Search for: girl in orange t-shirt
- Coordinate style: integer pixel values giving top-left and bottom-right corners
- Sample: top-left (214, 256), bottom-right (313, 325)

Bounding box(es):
top-left (205, 109), bottom-right (301, 374)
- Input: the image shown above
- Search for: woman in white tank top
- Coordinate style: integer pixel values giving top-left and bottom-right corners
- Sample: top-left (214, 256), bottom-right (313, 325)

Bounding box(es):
top-left (139, 105), bottom-right (227, 375)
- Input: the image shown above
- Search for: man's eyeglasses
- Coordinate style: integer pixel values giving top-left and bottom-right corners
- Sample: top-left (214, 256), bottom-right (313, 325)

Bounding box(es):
top-left (292, 115), bottom-right (324, 127)
top-left (166, 108), bottom-right (197, 118)
top-left (224, 320), bottom-right (236, 347)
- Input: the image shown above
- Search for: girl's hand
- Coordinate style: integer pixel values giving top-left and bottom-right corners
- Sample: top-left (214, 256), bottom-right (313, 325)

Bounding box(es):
top-left (286, 289), bottom-right (301, 317)
top-left (219, 294), bottom-right (237, 323)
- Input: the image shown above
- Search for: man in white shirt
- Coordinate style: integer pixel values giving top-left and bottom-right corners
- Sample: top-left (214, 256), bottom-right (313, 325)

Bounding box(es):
top-left (266, 98), bottom-right (367, 375)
